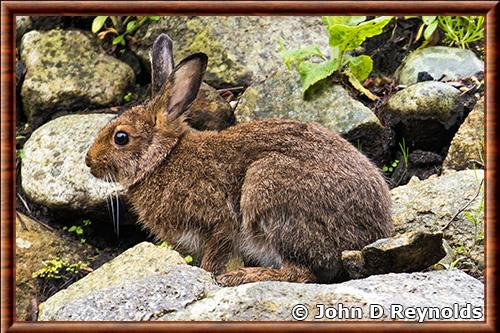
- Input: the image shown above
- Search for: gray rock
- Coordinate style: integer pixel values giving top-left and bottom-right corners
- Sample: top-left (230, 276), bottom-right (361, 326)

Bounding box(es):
top-left (21, 114), bottom-right (124, 210)
top-left (38, 242), bottom-right (189, 320)
top-left (443, 97), bottom-right (484, 170)
top-left (381, 81), bottom-right (462, 150)
top-left (391, 170), bottom-right (484, 280)
top-left (40, 266), bottom-right (218, 321)
top-left (236, 71), bottom-right (391, 164)
top-left (162, 270), bottom-right (483, 321)
top-left (341, 231), bottom-right (446, 279)
top-left (131, 16), bottom-right (329, 87)
top-left (395, 46), bottom-right (483, 86)
top-left (20, 30), bottom-right (134, 122)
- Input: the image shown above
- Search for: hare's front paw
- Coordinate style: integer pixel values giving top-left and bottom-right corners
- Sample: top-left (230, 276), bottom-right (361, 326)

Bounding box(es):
top-left (215, 268), bottom-right (256, 286)
top-left (216, 267), bottom-right (270, 286)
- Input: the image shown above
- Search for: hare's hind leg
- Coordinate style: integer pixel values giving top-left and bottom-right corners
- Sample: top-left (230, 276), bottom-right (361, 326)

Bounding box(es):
top-left (216, 261), bottom-right (316, 286)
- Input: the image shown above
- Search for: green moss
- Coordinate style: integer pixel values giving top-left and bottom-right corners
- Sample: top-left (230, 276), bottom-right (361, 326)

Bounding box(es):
top-left (183, 19), bottom-right (246, 86)
top-left (32, 257), bottom-right (89, 279)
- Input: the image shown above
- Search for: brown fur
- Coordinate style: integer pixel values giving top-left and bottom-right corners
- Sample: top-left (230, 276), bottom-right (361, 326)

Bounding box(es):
top-left (86, 51), bottom-right (393, 286)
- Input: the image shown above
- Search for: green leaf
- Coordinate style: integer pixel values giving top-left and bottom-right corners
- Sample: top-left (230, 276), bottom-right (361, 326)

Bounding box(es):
top-left (322, 16), bottom-right (366, 30)
top-left (123, 92), bottom-right (132, 102)
top-left (279, 45), bottom-right (325, 70)
top-left (297, 59), bottom-right (339, 96)
top-left (92, 16), bottom-right (108, 33)
top-left (148, 16), bottom-right (161, 21)
top-left (184, 255), bottom-right (193, 264)
top-left (16, 149), bottom-right (25, 160)
top-left (328, 16), bottom-right (393, 52)
top-left (423, 19), bottom-right (439, 40)
top-left (112, 34), bottom-right (125, 46)
top-left (345, 55), bottom-right (373, 82)
top-left (126, 20), bottom-right (137, 33)
top-left (344, 67), bottom-right (379, 101)
top-left (422, 16), bottom-right (437, 25)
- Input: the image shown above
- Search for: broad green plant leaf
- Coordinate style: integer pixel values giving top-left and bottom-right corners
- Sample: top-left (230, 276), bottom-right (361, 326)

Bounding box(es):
top-left (279, 45), bottom-right (325, 70)
top-left (327, 16), bottom-right (393, 52)
top-left (344, 55), bottom-right (373, 82)
top-left (322, 16), bottom-right (366, 30)
top-left (92, 16), bottom-right (108, 33)
top-left (149, 16), bottom-right (161, 21)
top-left (423, 19), bottom-right (439, 40)
top-left (298, 59), bottom-right (339, 96)
top-left (422, 16), bottom-right (438, 25)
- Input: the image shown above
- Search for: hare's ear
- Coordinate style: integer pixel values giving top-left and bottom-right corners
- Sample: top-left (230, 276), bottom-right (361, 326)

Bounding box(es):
top-left (164, 53), bottom-right (207, 118)
top-left (151, 33), bottom-right (175, 95)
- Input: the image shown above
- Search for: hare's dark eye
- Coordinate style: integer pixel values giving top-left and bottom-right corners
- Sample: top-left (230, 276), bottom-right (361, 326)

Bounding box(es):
top-left (114, 131), bottom-right (129, 146)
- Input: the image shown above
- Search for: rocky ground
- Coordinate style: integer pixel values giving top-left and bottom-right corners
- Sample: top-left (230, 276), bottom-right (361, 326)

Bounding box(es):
top-left (15, 16), bottom-right (485, 321)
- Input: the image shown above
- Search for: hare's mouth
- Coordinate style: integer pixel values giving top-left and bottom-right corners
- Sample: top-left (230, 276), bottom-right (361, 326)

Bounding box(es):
top-left (88, 167), bottom-right (104, 179)
top-left (87, 164), bottom-right (109, 181)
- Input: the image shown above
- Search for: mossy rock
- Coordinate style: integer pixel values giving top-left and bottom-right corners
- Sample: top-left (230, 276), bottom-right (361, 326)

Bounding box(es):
top-left (131, 16), bottom-right (329, 88)
top-left (20, 29), bottom-right (135, 124)
top-left (443, 97), bottom-right (484, 170)
top-left (16, 212), bottom-right (95, 320)
top-left (381, 81), bottom-right (462, 151)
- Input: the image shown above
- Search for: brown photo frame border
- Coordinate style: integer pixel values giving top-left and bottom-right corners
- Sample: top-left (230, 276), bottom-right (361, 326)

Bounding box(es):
top-left (1, 1), bottom-right (498, 332)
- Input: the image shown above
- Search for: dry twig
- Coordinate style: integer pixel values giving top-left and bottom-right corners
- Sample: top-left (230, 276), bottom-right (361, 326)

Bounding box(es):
top-left (441, 178), bottom-right (484, 232)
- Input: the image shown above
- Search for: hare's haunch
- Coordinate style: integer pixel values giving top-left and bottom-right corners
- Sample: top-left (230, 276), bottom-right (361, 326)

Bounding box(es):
top-left (86, 34), bottom-right (392, 286)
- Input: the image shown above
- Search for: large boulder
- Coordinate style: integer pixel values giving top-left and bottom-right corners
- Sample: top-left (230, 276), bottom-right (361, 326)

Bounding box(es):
top-left (21, 114), bottom-right (124, 211)
top-left (391, 169), bottom-right (484, 280)
top-left (163, 270), bottom-right (483, 321)
top-left (236, 71), bottom-right (392, 164)
top-left (38, 242), bottom-right (188, 320)
top-left (16, 212), bottom-right (94, 320)
top-left (38, 242), bottom-right (483, 321)
top-left (443, 97), bottom-right (484, 170)
top-left (130, 16), bottom-right (329, 88)
top-left (381, 81), bottom-right (462, 151)
top-left (20, 30), bottom-right (134, 123)
top-left (395, 46), bottom-right (483, 86)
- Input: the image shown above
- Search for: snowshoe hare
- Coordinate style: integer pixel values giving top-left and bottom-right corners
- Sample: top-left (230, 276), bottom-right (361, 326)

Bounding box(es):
top-left (86, 35), bottom-right (392, 286)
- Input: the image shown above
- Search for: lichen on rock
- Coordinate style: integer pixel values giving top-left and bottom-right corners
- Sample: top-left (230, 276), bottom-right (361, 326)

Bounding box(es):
top-left (444, 97), bottom-right (484, 170)
top-left (20, 29), bottom-right (135, 123)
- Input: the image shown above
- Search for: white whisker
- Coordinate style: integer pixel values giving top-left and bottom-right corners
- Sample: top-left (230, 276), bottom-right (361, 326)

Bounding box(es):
top-left (110, 173), bottom-right (120, 239)
top-left (107, 174), bottom-right (117, 237)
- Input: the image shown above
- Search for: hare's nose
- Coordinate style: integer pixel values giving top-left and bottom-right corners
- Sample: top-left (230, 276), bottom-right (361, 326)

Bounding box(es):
top-left (85, 153), bottom-right (91, 167)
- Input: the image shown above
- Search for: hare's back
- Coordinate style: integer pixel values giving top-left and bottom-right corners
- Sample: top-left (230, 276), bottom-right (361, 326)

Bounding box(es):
top-left (236, 119), bottom-right (392, 273)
